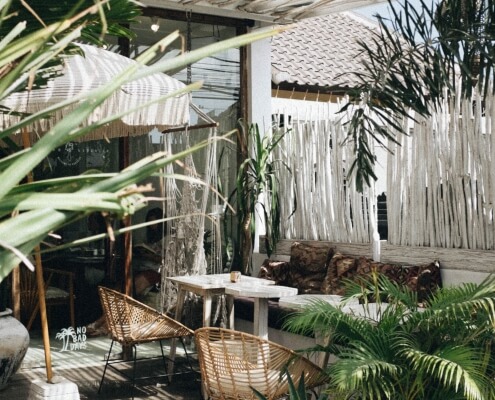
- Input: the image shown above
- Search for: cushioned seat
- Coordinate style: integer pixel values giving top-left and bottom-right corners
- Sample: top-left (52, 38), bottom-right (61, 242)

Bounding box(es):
top-left (195, 327), bottom-right (327, 400)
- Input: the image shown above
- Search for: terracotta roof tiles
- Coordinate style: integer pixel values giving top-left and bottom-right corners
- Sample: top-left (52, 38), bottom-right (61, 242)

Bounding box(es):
top-left (271, 11), bottom-right (379, 90)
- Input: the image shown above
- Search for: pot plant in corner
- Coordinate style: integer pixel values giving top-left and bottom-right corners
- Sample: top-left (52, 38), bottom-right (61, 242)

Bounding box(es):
top-left (284, 273), bottom-right (495, 400)
top-left (233, 121), bottom-right (292, 275)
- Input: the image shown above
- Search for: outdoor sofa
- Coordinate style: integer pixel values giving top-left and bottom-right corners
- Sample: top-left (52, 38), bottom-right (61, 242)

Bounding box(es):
top-left (234, 241), bottom-right (442, 331)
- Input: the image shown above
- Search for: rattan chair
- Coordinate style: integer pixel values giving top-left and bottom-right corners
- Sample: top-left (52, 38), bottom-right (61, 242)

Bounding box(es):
top-left (97, 286), bottom-right (194, 393)
top-left (195, 327), bottom-right (327, 400)
top-left (20, 267), bottom-right (75, 330)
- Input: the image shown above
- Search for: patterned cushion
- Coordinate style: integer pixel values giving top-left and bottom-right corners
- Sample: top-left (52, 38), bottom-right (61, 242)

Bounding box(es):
top-left (288, 270), bottom-right (327, 294)
top-left (258, 243), bottom-right (442, 303)
top-left (321, 253), bottom-right (442, 300)
top-left (258, 259), bottom-right (290, 286)
top-left (286, 242), bottom-right (335, 292)
top-left (289, 242), bottom-right (335, 274)
top-left (321, 252), bottom-right (358, 295)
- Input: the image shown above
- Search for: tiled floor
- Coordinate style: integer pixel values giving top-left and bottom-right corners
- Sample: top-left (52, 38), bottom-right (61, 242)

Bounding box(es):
top-left (2, 330), bottom-right (202, 399)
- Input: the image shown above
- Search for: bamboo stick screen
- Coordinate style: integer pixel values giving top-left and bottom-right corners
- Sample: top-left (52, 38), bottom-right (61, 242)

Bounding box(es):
top-left (387, 91), bottom-right (495, 249)
top-left (273, 90), bottom-right (495, 250)
top-left (272, 100), bottom-right (376, 243)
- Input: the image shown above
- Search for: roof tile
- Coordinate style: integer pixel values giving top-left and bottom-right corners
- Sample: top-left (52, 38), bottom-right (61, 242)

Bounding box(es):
top-left (272, 11), bottom-right (380, 88)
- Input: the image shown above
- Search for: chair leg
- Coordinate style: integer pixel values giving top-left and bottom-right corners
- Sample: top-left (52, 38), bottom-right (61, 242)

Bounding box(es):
top-left (180, 337), bottom-right (203, 399)
top-left (26, 303), bottom-right (40, 331)
top-left (69, 298), bottom-right (75, 328)
top-left (158, 340), bottom-right (170, 384)
top-left (180, 337), bottom-right (195, 374)
top-left (131, 345), bottom-right (137, 400)
top-left (165, 337), bottom-right (196, 386)
top-left (98, 340), bottom-right (115, 393)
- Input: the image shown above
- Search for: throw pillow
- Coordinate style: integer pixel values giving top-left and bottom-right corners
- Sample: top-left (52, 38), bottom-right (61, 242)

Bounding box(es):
top-left (321, 252), bottom-right (358, 295)
top-left (258, 259), bottom-right (290, 286)
top-left (289, 241), bottom-right (335, 275)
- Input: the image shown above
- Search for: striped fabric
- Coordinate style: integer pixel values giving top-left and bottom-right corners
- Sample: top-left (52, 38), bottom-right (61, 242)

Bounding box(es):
top-left (1, 43), bottom-right (190, 142)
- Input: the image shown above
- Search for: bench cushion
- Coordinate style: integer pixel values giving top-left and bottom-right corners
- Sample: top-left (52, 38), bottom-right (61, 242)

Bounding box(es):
top-left (322, 253), bottom-right (442, 301)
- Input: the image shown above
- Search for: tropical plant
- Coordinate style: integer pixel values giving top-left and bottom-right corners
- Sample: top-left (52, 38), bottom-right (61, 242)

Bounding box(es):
top-left (233, 121), bottom-right (291, 275)
top-left (339, 0), bottom-right (495, 191)
top-left (0, 0), bottom-right (285, 283)
top-left (0, 0), bottom-right (140, 102)
top-left (284, 273), bottom-right (495, 400)
top-left (252, 369), bottom-right (329, 400)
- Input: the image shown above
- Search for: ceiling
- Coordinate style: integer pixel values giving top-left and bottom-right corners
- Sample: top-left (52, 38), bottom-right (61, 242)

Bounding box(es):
top-left (142, 0), bottom-right (387, 23)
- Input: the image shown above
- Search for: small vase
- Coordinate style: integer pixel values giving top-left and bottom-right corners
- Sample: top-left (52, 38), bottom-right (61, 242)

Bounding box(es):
top-left (0, 308), bottom-right (30, 390)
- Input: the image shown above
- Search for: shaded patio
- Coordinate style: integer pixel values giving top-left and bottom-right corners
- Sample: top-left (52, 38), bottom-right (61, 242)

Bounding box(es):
top-left (2, 329), bottom-right (201, 399)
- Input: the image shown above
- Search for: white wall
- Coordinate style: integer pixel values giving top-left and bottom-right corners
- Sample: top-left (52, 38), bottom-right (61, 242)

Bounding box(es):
top-left (247, 27), bottom-right (272, 252)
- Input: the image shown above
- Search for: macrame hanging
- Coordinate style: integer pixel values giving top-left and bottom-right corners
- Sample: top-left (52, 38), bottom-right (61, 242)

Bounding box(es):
top-left (158, 10), bottom-right (225, 326)
top-left (159, 103), bottom-right (222, 320)
top-left (157, 13), bottom-right (222, 318)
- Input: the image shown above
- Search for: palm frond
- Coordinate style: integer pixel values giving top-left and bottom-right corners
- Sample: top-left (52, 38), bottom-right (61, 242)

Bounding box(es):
top-left (286, 272), bottom-right (495, 399)
top-left (400, 340), bottom-right (494, 400)
top-left (329, 344), bottom-right (400, 400)
top-left (336, 0), bottom-right (495, 190)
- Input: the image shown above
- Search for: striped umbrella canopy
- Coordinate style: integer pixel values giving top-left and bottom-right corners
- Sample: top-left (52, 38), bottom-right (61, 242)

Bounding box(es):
top-left (1, 43), bottom-right (190, 142)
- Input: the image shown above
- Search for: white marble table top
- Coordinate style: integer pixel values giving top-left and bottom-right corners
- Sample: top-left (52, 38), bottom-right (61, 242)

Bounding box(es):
top-left (167, 273), bottom-right (275, 290)
top-left (278, 294), bottom-right (387, 321)
top-left (224, 283), bottom-right (298, 299)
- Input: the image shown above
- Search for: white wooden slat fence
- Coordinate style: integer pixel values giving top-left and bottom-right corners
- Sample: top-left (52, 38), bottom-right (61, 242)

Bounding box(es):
top-left (272, 88), bottom-right (495, 251)
top-left (272, 100), bottom-right (375, 244)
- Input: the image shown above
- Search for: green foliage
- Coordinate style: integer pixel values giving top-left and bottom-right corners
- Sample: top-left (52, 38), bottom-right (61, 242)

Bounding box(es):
top-left (234, 121), bottom-right (290, 273)
top-left (284, 274), bottom-right (495, 400)
top-left (339, 0), bottom-right (495, 192)
top-left (0, 0), bottom-right (141, 45)
top-left (252, 369), bottom-right (329, 400)
top-left (0, 0), bottom-right (284, 281)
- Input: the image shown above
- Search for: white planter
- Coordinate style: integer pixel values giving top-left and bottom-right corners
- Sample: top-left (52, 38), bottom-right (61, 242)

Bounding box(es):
top-left (0, 308), bottom-right (29, 390)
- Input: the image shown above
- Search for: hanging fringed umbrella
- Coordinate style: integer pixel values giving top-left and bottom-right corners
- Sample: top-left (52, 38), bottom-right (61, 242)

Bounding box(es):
top-left (1, 43), bottom-right (190, 142)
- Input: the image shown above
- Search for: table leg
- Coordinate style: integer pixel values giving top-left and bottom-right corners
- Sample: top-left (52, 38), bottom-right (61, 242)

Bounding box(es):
top-left (168, 287), bottom-right (186, 378)
top-left (226, 294), bottom-right (234, 329)
top-left (203, 292), bottom-right (212, 327)
top-left (253, 298), bottom-right (269, 339)
top-left (175, 287), bottom-right (186, 322)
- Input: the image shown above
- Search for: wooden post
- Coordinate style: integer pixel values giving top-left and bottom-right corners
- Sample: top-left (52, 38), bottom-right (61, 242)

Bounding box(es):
top-left (34, 246), bottom-right (53, 382)
top-left (11, 266), bottom-right (20, 319)
top-left (21, 129), bottom-right (53, 382)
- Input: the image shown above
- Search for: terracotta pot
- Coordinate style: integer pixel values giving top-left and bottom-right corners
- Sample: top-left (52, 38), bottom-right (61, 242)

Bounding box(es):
top-left (0, 308), bottom-right (29, 390)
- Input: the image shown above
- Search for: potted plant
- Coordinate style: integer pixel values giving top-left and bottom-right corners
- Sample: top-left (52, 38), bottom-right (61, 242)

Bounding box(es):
top-left (233, 121), bottom-right (291, 275)
top-left (284, 274), bottom-right (495, 399)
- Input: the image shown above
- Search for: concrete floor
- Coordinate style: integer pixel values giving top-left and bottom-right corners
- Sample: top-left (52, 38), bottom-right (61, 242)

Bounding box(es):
top-left (2, 330), bottom-right (202, 399)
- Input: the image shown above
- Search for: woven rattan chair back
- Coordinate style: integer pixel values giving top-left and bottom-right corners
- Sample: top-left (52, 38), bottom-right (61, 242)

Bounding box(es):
top-left (97, 286), bottom-right (194, 395)
top-left (195, 327), bottom-right (327, 400)
top-left (20, 267), bottom-right (75, 330)
top-left (98, 286), bottom-right (192, 345)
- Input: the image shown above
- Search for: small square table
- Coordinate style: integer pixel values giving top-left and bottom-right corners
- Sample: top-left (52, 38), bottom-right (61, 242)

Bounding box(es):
top-left (167, 273), bottom-right (276, 330)
top-left (224, 283), bottom-right (298, 339)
